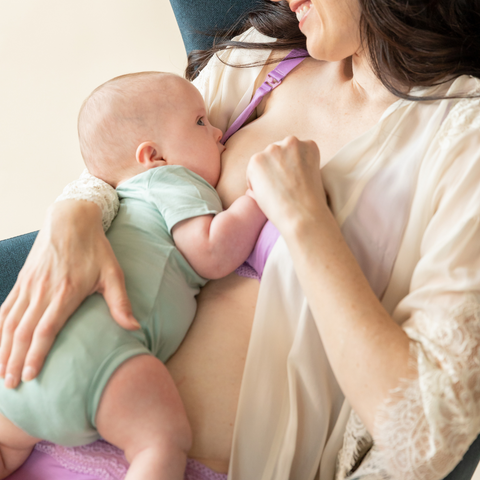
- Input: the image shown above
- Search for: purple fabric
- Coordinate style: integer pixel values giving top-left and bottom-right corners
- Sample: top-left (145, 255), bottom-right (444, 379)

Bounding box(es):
top-left (6, 449), bottom-right (100, 480)
top-left (221, 48), bottom-right (309, 144)
top-left (235, 262), bottom-right (261, 280)
top-left (6, 442), bottom-right (227, 480)
top-left (230, 49), bottom-right (308, 280)
top-left (245, 221), bottom-right (281, 278)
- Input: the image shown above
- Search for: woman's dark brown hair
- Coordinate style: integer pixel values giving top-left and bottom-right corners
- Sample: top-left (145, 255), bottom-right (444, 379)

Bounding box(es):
top-left (185, 1), bottom-right (306, 80)
top-left (186, 0), bottom-right (480, 100)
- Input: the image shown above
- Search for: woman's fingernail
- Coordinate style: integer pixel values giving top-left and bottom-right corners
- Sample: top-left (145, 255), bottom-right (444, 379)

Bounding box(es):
top-left (0, 364), bottom-right (5, 378)
top-left (4, 374), bottom-right (15, 389)
top-left (130, 317), bottom-right (141, 329)
top-left (22, 366), bottom-right (35, 382)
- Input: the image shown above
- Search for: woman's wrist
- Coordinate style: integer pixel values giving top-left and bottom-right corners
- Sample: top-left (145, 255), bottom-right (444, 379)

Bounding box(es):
top-left (55, 170), bottom-right (119, 231)
top-left (45, 199), bottom-right (104, 242)
top-left (280, 201), bottom-right (333, 248)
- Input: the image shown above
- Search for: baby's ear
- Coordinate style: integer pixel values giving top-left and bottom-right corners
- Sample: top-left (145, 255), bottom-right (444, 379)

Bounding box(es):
top-left (136, 142), bottom-right (166, 168)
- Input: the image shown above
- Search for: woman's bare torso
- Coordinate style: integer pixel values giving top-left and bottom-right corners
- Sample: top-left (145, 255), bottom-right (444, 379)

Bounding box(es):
top-left (166, 54), bottom-right (397, 473)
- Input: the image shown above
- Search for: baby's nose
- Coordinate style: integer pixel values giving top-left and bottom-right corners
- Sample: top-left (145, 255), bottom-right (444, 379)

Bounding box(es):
top-left (213, 126), bottom-right (223, 142)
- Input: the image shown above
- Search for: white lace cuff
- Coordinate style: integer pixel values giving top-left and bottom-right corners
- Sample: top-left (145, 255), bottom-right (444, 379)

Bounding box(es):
top-left (55, 170), bottom-right (119, 232)
top-left (337, 294), bottom-right (480, 480)
top-left (374, 294), bottom-right (480, 479)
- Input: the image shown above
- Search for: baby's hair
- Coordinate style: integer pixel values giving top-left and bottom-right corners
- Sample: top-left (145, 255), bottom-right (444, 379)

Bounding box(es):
top-left (78, 71), bottom-right (178, 184)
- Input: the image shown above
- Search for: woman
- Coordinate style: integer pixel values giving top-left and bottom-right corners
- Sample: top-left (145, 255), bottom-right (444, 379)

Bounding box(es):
top-left (1, 0), bottom-right (480, 479)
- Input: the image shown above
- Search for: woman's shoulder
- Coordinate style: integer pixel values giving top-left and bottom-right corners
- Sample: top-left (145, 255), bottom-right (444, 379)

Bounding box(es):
top-left (232, 26), bottom-right (276, 45)
top-left (192, 27), bottom-right (282, 131)
top-left (446, 74), bottom-right (480, 96)
top-left (411, 75), bottom-right (480, 132)
top-left (192, 26), bottom-right (276, 87)
top-left (435, 76), bottom-right (480, 148)
top-left (397, 75), bottom-right (480, 159)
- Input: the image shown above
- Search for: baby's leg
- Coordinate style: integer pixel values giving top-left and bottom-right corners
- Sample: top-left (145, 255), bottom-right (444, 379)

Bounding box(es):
top-left (0, 412), bottom-right (40, 478)
top-left (96, 354), bottom-right (192, 480)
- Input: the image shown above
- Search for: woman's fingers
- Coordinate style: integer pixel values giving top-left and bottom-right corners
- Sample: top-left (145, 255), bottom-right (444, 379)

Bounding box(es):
top-left (0, 282), bottom-right (21, 349)
top-left (3, 298), bottom-right (51, 388)
top-left (0, 200), bottom-right (140, 387)
top-left (0, 201), bottom-right (121, 386)
top-left (248, 136), bottom-right (320, 192)
top-left (1, 232), bottom-right (139, 388)
top-left (15, 266), bottom-right (139, 387)
top-left (246, 136), bottom-right (325, 230)
top-left (20, 290), bottom-right (81, 384)
top-left (100, 267), bottom-right (140, 331)
top-left (0, 293), bottom-right (30, 379)
top-left (1, 278), bottom-right (68, 387)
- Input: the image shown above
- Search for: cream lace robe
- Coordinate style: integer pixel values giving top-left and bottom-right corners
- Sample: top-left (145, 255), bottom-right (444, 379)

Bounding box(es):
top-left (58, 28), bottom-right (480, 480)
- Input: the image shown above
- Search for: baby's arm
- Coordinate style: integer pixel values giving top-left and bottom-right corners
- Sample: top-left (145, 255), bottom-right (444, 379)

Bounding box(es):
top-left (172, 194), bottom-right (266, 279)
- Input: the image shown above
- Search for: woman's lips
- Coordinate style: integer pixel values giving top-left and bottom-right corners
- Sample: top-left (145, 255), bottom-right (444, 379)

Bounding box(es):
top-left (291, 1), bottom-right (313, 30)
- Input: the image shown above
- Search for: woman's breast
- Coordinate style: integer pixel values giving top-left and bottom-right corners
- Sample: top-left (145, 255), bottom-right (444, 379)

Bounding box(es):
top-left (217, 106), bottom-right (322, 207)
top-left (216, 72), bottom-right (341, 208)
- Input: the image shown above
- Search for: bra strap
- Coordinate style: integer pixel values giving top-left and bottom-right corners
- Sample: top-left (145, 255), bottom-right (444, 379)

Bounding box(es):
top-left (221, 48), bottom-right (309, 144)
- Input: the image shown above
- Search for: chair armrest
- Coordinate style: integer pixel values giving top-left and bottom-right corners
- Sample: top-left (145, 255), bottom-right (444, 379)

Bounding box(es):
top-left (0, 231), bottom-right (38, 305)
top-left (444, 434), bottom-right (480, 480)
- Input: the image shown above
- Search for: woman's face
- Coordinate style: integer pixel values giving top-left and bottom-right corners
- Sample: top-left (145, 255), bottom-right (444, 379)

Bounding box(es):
top-left (271, 0), bottom-right (362, 61)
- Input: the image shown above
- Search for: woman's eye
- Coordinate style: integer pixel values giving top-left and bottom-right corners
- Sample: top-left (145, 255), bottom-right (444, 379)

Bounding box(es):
top-left (197, 117), bottom-right (205, 126)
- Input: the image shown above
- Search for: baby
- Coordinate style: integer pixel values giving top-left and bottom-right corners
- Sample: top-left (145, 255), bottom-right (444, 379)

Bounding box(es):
top-left (0, 72), bottom-right (266, 479)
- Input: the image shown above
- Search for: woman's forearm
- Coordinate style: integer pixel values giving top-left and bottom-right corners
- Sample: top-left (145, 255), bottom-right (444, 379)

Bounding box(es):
top-left (246, 136), bottom-right (412, 433)
top-left (283, 206), bottom-right (411, 433)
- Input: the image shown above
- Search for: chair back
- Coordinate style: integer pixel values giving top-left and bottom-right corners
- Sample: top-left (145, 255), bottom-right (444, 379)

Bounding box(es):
top-left (169, 0), bottom-right (261, 54)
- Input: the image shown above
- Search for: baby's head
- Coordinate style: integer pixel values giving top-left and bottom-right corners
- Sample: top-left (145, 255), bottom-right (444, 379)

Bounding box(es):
top-left (78, 72), bottom-right (224, 188)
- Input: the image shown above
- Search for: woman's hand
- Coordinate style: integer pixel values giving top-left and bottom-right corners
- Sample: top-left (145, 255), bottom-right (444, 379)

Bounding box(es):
top-left (0, 200), bottom-right (140, 389)
top-left (246, 136), bottom-right (326, 233)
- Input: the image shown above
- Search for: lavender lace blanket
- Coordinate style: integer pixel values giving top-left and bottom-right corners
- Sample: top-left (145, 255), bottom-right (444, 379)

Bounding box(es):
top-left (6, 440), bottom-right (226, 480)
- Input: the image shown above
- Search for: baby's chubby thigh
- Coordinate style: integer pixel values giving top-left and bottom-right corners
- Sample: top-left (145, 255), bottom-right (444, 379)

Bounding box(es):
top-left (0, 293), bottom-right (151, 447)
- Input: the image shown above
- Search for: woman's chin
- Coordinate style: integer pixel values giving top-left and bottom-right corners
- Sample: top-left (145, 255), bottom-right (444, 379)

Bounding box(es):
top-left (306, 37), bottom-right (353, 63)
top-left (305, 37), bottom-right (330, 62)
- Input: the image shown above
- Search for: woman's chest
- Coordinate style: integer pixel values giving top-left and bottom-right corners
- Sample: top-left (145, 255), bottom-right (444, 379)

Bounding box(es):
top-left (217, 63), bottom-right (387, 207)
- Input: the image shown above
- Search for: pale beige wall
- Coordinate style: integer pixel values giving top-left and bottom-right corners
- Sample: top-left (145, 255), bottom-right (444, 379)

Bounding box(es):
top-left (0, 0), bottom-right (187, 240)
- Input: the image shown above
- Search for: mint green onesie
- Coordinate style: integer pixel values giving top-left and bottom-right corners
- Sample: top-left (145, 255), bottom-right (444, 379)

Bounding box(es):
top-left (0, 166), bottom-right (222, 446)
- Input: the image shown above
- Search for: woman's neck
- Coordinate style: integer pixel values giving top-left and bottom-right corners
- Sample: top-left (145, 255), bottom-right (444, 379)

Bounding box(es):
top-left (348, 51), bottom-right (399, 107)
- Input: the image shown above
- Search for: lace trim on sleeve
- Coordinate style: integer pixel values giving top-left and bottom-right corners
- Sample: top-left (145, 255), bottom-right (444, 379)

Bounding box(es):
top-left (438, 97), bottom-right (480, 150)
top-left (378, 294), bottom-right (480, 478)
top-left (337, 294), bottom-right (480, 480)
top-left (55, 170), bottom-right (119, 232)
